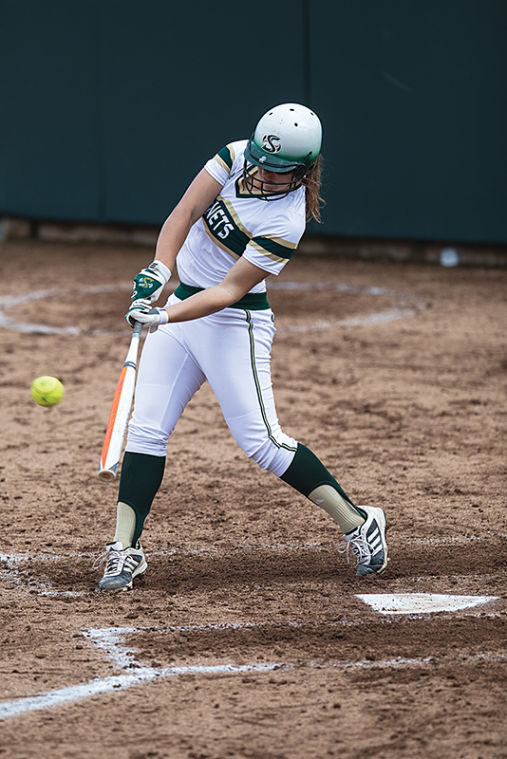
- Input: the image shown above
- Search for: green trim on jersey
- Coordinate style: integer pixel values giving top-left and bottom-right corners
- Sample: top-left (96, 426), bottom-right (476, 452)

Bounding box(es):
top-left (202, 194), bottom-right (297, 266)
top-left (250, 235), bottom-right (296, 261)
top-left (175, 282), bottom-right (270, 310)
top-left (216, 144), bottom-right (234, 172)
top-left (245, 310), bottom-right (297, 453)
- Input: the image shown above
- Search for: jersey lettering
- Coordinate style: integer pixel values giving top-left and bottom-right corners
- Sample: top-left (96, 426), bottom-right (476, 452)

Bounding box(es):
top-left (206, 201), bottom-right (234, 239)
top-left (202, 197), bottom-right (250, 257)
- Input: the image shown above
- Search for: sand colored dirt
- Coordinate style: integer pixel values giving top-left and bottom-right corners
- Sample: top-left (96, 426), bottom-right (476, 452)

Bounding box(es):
top-left (0, 240), bottom-right (506, 758)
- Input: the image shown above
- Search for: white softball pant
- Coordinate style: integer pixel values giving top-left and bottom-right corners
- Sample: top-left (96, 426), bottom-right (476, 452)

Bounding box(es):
top-left (125, 293), bottom-right (298, 477)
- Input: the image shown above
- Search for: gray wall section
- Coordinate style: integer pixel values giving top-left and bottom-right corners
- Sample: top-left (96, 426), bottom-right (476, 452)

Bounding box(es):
top-left (1, 1), bottom-right (506, 243)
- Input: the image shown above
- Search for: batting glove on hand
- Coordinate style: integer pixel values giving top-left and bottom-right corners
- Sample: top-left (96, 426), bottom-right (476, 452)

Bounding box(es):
top-left (131, 260), bottom-right (171, 304)
top-left (126, 298), bottom-right (169, 332)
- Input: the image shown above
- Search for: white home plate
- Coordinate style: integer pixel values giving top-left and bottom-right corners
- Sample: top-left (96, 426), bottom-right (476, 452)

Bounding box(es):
top-left (356, 593), bottom-right (498, 615)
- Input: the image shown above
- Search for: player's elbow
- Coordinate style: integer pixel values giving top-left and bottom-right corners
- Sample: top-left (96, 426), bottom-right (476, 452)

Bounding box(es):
top-left (215, 281), bottom-right (247, 307)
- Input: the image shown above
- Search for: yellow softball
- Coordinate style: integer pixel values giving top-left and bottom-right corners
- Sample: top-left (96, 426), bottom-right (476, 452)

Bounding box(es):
top-left (30, 376), bottom-right (64, 407)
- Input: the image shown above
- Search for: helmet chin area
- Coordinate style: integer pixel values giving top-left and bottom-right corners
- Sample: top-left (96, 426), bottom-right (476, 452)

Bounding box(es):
top-left (243, 162), bottom-right (304, 201)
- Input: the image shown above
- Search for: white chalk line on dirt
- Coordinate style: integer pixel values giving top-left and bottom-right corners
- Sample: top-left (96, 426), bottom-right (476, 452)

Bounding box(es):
top-left (276, 308), bottom-right (416, 332)
top-left (0, 285), bottom-right (125, 335)
top-left (1, 623), bottom-right (505, 722)
top-left (94, 608), bottom-right (504, 641)
top-left (0, 622), bottom-right (281, 721)
top-left (0, 281), bottom-right (421, 335)
top-left (1, 531), bottom-right (505, 598)
top-left (3, 554), bottom-right (505, 615)
top-left (1, 531), bottom-right (504, 564)
top-left (0, 565), bottom-right (81, 598)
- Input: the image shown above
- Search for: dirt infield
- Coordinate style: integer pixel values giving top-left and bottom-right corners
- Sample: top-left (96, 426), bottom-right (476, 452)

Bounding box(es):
top-left (0, 240), bottom-right (505, 758)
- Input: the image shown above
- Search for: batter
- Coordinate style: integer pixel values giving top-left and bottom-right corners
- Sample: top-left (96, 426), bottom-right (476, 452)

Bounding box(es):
top-left (97, 103), bottom-right (389, 592)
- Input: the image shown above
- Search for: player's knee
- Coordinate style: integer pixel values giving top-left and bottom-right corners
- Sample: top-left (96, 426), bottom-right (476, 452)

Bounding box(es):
top-left (248, 436), bottom-right (297, 477)
top-left (126, 422), bottom-right (168, 457)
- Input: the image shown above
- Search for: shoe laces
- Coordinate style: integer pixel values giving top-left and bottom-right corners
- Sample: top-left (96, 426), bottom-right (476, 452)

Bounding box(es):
top-left (92, 550), bottom-right (108, 570)
top-left (92, 547), bottom-right (124, 572)
top-left (338, 534), bottom-right (371, 565)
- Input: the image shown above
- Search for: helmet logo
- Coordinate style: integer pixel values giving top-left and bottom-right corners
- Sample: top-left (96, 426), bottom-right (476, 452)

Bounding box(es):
top-left (262, 134), bottom-right (281, 153)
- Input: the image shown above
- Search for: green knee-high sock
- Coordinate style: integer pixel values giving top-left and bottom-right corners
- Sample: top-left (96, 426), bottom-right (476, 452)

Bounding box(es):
top-left (280, 443), bottom-right (366, 533)
top-left (118, 451), bottom-right (166, 545)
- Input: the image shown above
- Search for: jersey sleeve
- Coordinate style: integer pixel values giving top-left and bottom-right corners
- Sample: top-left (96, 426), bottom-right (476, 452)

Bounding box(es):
top-left (204, 143), bottom-right (238, 186)
top-left (242, 204), bottom-right (306, 276)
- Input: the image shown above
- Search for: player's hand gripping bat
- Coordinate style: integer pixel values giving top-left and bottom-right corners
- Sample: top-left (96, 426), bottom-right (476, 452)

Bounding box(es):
top-left (97, 322), bottom-right (143, 480)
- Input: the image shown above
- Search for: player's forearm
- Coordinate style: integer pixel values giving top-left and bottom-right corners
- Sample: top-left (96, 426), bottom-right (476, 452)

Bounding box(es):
top-left (164, 283), bottom-right (243, 323)
top-left (131, 254), bottom-right (268, 326)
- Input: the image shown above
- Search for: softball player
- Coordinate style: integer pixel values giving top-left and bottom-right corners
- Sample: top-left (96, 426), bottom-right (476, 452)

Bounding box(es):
top-left (98, 103), bottom-right (388, 591)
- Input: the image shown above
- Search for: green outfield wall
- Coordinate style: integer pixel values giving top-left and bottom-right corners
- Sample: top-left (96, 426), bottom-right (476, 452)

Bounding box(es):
top-left (1, 0), bottom-right (506, 244)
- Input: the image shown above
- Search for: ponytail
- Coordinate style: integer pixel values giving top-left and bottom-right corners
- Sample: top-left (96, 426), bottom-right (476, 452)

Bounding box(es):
top-left (303, 155), bottom-right (325, 223)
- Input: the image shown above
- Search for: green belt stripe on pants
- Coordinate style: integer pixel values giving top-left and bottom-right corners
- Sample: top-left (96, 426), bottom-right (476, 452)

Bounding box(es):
top-left (174, 282), bottom-right (270, 310)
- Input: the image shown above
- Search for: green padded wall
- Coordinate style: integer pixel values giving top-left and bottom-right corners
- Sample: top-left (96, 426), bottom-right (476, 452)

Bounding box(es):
top-left (309, 0), bottom-right (507, 242)
top-left (1, 1), bottom-right (506, 243)
top-left (98, 1), bottom-right (305, 223)
top-left (1, 1), bottom-right (100, 219)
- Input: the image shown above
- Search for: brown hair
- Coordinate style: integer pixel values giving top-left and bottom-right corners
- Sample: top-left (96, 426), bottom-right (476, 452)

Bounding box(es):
top-left (303, 155), bottom-right (325, 223)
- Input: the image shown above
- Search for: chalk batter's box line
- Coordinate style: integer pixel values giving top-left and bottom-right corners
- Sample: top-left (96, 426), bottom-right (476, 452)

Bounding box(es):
top-left (1, 531), bottom-right (505, 600)
top-left (1, 530), bottom-right (505, 564)
top-left (82, 623), bottom-right (506, 677)
top-left (1, 531), bottom-right (505, 599)
top-left (0, 619), bottom-right (505, 722)
top-left (1, 556), bottom-right (504, 620)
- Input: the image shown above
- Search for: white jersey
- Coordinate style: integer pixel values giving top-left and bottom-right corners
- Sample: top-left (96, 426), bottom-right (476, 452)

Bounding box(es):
top-left (176, 139), bottom-right (306, 294)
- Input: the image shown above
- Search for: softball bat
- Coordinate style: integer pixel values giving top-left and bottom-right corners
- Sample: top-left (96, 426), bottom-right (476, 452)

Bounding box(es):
top-left (98, 322), bottom-right (143, 480)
